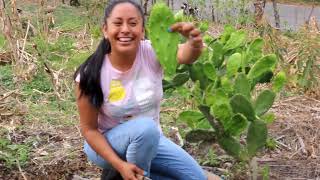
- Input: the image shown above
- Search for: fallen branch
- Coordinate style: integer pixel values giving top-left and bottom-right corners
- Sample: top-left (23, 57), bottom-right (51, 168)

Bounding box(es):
top-left (16, 159), bottom-right (28, 180)
top-left (296, 133), bottom-right (307, 155)
top-left (43, 62), bottom-right (63, 101)
top-left (0, 90), bottom-right (17, 101)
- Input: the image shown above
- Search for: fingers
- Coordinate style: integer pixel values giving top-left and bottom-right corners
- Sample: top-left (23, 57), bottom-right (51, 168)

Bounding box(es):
top-left (170, 22), bottom-right (194, 37)
top-left (170, 22), bottom-right (203, 48)
top-left (133, 166), bottom-right (145, 175)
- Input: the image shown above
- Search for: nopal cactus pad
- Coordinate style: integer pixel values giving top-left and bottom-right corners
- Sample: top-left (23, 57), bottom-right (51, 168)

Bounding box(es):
top-left (148, 3), bottom-right (180, 77)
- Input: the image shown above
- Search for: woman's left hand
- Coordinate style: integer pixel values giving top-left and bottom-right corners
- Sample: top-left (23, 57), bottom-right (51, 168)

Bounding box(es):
top-left (170, 22), bottom-right (203, 49)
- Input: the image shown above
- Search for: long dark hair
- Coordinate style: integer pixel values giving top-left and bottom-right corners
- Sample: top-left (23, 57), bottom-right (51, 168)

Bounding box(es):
top-left (74, 0), bottom-right (144, 108)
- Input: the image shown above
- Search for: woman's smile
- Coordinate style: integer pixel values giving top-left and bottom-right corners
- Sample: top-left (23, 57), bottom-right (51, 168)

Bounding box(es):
top-left (103, 2), bottom-right (144, 55)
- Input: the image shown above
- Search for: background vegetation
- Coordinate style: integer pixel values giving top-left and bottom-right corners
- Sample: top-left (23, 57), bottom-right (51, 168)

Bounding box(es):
top-left (0, 0), bottom-right (319, 179)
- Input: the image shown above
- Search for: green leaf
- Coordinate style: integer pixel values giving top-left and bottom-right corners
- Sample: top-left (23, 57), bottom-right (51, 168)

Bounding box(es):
top-left (199, 21), bottom-right (209, 32)
top-left (210, 89), bottom-right (229, 107)
top-left (210, 103), bottom-right (233, 123)
top-left (246, 120), bottom-right (267, 157)
top-left (203, 34), bottom-right (214, 45)
top-left (234, 73), bottom-right (251, 99)
top-left (223, 30), bottom-right (247, 51)
top-left (185, 129), bottom-right (216, 143)
top-left (230, 94), bottom-right (256, 121)
top-left (247, 38), bottom-right (264, 64)
top-left (251, 70), bottom-right (274, 89)
top-left (203, 62), bottom-right (216, 81)
top-left (254, 90), bottom-right (276, 116)
top-left (192, 81), bottom-right (202, 104)
top-left (227, 53), bottom-right (242, 78)
top-left (196, 119), bottom-right (212, 129)
top-left (189, 62), bottom-right (203, 81)
top-left (225, 113), bottom-right (248, 136)
top-left (172, 72), bottom-right (189, 86)
top-left (162, 79), bottom-right (174, 91)
top-left (218, 135), bottom-right (242, 158)
top-left (220, 25), bottom-right (236, 44)
top-left (189, 62), bottom-right (208, 90)
top-left (260, 113), bottom-right (275, 124)
top-left (174, 10), bottom-right (185, 22)
top-left (210, 41), bottom-right (224, 68)
top-left (148, 3), bottom-right (180, 77)
top-left (178, 111), bottom-right (205, 128)
top-left (272, 71), bottom-right (287, 93)
top-left (248, 38), bottom-right (264, 54)
top-left (247, 54), bottom-right (277, 80)
top-left (221, 77), bottom-right (233, 94)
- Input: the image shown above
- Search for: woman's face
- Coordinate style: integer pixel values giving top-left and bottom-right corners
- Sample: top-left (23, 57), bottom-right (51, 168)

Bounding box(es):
top-left (103, 3), bottom-right (144, 56)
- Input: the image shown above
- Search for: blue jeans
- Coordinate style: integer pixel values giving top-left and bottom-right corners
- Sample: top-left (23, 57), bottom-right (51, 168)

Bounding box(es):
top-left (84, 117), bottom-right (207, 180)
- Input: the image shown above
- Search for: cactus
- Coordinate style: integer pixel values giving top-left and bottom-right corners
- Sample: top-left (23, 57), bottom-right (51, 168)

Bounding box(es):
top-left (226, 53), bottom-right (242, 78)
top-left (230, 94), bottom-right (256, 121)
top-left (234, 73), bottom-right (251, 99)
top-left (225, 113), bottom-right (248, 136)
top-left (218, 136), bottom-right (242, 158)
top-left (247, 54), bottom-right (277, 81)
top-left (146, 8), bottom-right (285, 161)
top-left (223, 30), bottom-right (247, 52)
top-left (246, 120), bottom-right (267, 157)
top-left (272, 71), bottom-right (287, 93)
top-left (254, 90), bottom-right (276, 116)
top-left (171, 72), bottom-right (190, 86)
top-left (147, 3), bottom-right (180, 77)
top-left (203, 62), bottom-right (216, 81)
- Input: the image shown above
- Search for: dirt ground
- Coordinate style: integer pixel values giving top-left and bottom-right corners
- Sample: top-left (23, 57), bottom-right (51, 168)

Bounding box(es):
top-left (1, 92), bottom-right (320, 180)
top-left (1, 0), bottom-right (319, 179)
top-left (260, 95), bottom-right (320, 179)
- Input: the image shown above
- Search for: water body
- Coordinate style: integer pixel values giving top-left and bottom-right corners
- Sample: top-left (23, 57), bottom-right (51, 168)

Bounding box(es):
top-left (145, 1), bottom-right (320, 31)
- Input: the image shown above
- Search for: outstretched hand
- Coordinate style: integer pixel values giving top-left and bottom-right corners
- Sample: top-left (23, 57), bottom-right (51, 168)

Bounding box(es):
top-left (170, 22), bottom-right (203, 49)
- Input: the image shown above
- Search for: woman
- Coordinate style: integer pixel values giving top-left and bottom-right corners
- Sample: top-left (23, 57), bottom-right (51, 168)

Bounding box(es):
top-left (74, 0), bottom-right (216, 179)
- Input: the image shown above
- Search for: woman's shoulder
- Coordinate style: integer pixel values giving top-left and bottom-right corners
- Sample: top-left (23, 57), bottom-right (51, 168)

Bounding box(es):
top-left (139, 40), bottom-right (155, 59)
top-left (140, 39), bottom-right (153, 51)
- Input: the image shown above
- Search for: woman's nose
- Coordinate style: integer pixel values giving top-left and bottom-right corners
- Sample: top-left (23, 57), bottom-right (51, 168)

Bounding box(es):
top-left (120, 23), bottom-right (130, 33)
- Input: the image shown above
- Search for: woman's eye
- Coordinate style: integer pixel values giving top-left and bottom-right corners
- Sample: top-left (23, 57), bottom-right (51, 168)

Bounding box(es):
top-left (130, 22), bottom-right (137, 26)
top-left (113, 22), bottom-right (121, 26)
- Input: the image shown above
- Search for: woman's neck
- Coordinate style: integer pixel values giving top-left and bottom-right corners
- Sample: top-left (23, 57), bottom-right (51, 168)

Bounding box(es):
top-left (108, 51), bottom-right (136, 72)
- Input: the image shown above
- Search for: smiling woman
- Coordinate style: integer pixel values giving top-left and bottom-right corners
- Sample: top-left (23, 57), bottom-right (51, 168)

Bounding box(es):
top-left (73, 0), bottom-right (218, 180)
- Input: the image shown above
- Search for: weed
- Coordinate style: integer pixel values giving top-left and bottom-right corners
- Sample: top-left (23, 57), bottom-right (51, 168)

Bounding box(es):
top-left (53, 4), bottom-right (87, 31)
top-left (261, 165), bottom-right (270, 180)
top-left (0, 138), bottom-right (31, 168)
top-left (66, 51), bottom-right (91, 71)
top-left (202, 149), bottom-right (220, 166)
top-left (265, 137), bottom-right (277, 150)
top-left (0, 33), bottom-right (6, 51)
top-left (0, 65), bottom-right (14, 90)
top-left (21, 72), bottom-right (53, 101)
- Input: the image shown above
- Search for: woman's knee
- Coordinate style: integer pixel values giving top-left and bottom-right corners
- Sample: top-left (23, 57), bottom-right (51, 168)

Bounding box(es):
top-left (130, 117), bottom-right (160, 141)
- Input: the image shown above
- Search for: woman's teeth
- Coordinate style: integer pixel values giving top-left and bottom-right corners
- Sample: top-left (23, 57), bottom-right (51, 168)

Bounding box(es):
top-left (118, 37), bottom-right (132, 42)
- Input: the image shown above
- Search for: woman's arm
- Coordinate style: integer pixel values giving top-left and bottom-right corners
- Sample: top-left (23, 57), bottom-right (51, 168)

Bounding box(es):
top-left (75, 83), bottom-right (125, 171)
top-left (76, 84), bottom-right (145, 180)
top-left (170, 22), bottom-right (204, 64)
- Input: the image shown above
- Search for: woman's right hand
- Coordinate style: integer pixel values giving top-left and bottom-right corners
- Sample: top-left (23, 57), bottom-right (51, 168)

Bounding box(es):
top-left (118, 161), bottom-right (145, 180)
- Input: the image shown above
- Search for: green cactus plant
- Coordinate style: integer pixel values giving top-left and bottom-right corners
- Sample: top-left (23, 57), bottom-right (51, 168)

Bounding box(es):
top-left (147, 3), bottom-right (180, 78)
top-left (147, 4), bottom-right (285, 162)
top-left (177, 26), bottom-right (283, 161)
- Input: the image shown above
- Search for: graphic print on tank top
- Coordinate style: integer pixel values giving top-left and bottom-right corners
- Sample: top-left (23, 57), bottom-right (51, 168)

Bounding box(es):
top-left (105, 69), bottom-right (158, 123)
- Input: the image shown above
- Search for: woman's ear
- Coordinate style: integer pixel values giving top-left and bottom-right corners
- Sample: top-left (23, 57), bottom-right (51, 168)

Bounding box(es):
top-left (102, 24), bottom-right (108, 39)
